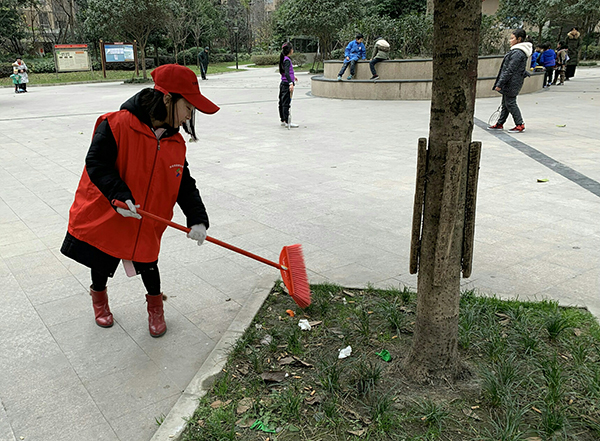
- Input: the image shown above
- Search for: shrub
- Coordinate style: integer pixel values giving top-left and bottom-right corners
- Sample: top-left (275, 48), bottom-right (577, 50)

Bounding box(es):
top-left (583, 44), bottom-right (600, 60)
top-left (251, 53), bottom-right (279, 65)
top-left (290, 52), bottom-right (306, 66)
top-left (330, 48), bottom-right (345, 60)
top-left (29, 59), bottom-right (56, 73)
top-left (0, 62), bottom-right (14, 78)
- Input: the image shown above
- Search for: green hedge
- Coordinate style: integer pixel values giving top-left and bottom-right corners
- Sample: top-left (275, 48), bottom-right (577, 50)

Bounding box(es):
top-left (251, 52), bottom-right (307, 66)
top-left (584, 44), bottom-right (600, 60)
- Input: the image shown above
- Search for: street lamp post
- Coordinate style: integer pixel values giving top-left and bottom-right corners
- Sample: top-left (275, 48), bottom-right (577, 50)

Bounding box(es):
top-left (233, 26), bottom-right (239, 70)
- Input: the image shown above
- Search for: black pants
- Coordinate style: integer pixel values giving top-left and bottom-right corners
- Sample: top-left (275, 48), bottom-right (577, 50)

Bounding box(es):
top-left (369, 58), bottom-right (383, 76)
top-left (19, 83), bottom-right (27, 92)
top-left (91, 264), bottom-right (161, 295)
top-left (498, 94), bottom-right (523, 126)
top-left (200, 64), bottom-right (207, 80)
top-left (278, 82), bottom-right (291, 123)
top-left (544, 67), bottom-right (554, 86)
top-left (566, 64), bottom-right (576, 79)
top-left (338, 59), bottom-right (357, 77)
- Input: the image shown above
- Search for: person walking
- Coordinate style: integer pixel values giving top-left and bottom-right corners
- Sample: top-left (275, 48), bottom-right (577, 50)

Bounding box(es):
top-left (337, 34), bottom-right (366, 81)
top-left (369, 37), bottom-right (390, 80)
top-left (14, 57), bottom-right (28, 92)
top-left (198, 47), bottom-right (209, 80)
top-left (61, 64), bottom-right (219, 337)
top-left (488, 28), bottom-right (532, 133)
top-left (565, 27), bottom-right (581, 80)
top-left (278, 42), bottom-right (298, 128)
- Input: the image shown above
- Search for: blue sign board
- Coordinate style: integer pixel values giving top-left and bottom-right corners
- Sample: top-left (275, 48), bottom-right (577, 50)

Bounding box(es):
top-left (104, 44), bottom-right (135, 62)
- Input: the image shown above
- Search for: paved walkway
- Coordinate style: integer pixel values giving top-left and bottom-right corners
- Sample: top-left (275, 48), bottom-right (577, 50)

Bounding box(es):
top-left (1, 66), bottom-right (599, 441)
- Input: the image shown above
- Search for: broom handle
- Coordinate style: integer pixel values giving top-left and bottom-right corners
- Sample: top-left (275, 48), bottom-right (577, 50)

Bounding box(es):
top-left (112, 200), bottom-right (283, 271)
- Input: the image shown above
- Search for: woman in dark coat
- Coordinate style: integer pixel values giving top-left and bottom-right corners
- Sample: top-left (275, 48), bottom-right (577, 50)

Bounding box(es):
top-left (565, 28), bottom-right (581, 80)
top-left (488, 28), bottom-right (533, 133)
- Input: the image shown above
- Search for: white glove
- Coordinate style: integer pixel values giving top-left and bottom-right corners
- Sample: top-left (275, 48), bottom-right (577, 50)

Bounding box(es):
top-left (187, 224), bottom-right (207, 246)
top-left (116, 199), bottom-right (141, 219)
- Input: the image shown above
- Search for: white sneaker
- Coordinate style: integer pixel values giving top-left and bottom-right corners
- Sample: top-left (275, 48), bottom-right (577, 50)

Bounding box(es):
top-left (288, 123), bottom-right (299, 128)
top-left (281, 122), bottom-right (287, 127)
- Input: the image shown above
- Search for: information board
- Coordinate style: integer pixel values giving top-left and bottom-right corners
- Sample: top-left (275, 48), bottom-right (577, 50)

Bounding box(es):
top-left (104, 44), bottom-right (135, 62)
top-left (54, 44), bottom-right (90, 72)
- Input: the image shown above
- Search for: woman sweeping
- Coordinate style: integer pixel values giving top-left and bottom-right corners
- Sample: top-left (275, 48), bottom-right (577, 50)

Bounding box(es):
top-left (278, 42), bottom-right (298, 129)
top-left (61, 64), bottom-right (219, 337)
top-left (488, 28), bottom-right (532, 133)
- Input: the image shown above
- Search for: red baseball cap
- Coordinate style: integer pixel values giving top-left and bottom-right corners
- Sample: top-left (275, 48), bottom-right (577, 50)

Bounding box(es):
top-left (151, 64), bottom-right (219, 115)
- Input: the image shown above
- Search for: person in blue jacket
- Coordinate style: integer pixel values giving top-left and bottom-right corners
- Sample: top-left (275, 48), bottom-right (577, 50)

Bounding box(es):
top-left (337, 34), bottom-right (366, 81)
top-left (538, 42), bottom-right (556, 87)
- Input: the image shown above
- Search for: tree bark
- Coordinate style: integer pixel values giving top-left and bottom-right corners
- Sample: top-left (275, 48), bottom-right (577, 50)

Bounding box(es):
top-left (404, 0), bottom-right (482, 383)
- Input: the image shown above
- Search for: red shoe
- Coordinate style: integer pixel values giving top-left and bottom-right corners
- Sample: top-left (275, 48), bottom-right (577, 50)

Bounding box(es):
top-left (487, 123), bottom-right (503, 130)
top-left (146, 294), bottom-right (167, 337)
top-left (90, 286), bottom-right (113, 328)
top-left (508, 124), bottom-right (525, 133)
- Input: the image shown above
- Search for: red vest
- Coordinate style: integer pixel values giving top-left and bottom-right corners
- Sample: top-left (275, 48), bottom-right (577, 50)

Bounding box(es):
top-left (68, 110), bottom-right (186, 262)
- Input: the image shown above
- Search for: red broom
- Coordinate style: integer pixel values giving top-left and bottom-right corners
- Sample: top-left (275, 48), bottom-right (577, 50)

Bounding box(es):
top-left (112, 201), bottom-right (311, 308)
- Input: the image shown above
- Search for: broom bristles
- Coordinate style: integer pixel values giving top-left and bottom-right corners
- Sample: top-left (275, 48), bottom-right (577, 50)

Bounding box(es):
top-left (280, 244), bottom-right (311, 308)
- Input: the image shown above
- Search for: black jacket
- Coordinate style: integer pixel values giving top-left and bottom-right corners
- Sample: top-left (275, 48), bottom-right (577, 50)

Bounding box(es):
top-left (493, 48), bottom-right (530, 97)
top-left (199, 51), bottom-right (209, 69)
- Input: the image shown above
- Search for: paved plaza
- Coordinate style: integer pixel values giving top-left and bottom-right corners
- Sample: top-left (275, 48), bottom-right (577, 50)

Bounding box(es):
top-left (1, 65), bottom-right (599, 440)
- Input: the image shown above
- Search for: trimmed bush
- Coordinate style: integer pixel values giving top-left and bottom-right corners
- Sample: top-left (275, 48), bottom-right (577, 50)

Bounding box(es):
top-left (584, 45), bottom-right (600, 60)
top-left (251, 53), bottom-right (306, 66)
top-left (0, 62), bottom-right (14, 78)
top-left (251, 53), bottom-right (279, 65)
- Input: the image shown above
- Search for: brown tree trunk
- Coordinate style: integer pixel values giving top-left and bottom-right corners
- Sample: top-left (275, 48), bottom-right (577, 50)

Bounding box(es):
top-left (404, 0), bottom-right (482, 383)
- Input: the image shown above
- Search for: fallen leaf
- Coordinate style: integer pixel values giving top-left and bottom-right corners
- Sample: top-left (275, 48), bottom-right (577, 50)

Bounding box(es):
top-left (471, 405), bottom-right (480, 409)
top-left (309, 320), bottom-right (323, 327)
top-left (343, 290), bottom-right (355, 297)
top-left (238, 366), bottom-right (249, 376)
top-left (574, 328), bottom-right (582, 337)
top-left (305, 395), bottom-right (322, 405)
top-left (210, 399), bottom-right (232, 409)
top-left (293, 356), bottom-right (313, 367)
top-left (278, 356), bottom-right (294, 366)
top-left (260, 335), bottom-right (273, 346)
top-left (237, 397), bottom-right (253, 414)
top-left (197, 419), bottom-right (205, 427)
top-left (532, 406), bottom-right (542, 414)
top-left (261, 371), bottom-right (287, 383)
top-left (463, 408), bottom-right (482, 421)
top-left (347, 428), bottom-right (367, 437)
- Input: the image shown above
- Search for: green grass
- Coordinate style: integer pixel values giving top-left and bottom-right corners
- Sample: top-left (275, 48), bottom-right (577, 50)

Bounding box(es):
top-left (0, 62), bottom-right (244, 87)
top-left (181, 283), bottom-right (600, 440)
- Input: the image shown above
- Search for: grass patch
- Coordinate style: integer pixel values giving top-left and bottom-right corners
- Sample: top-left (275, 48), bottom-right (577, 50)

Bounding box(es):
top-left (182, 283), bottom-right (600, 440)
top-left (0, 62), bottom-right (243, 87)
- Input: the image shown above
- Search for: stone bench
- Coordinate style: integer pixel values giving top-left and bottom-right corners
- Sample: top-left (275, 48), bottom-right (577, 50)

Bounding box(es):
top-left (311, 55), bottom-right (544, 100)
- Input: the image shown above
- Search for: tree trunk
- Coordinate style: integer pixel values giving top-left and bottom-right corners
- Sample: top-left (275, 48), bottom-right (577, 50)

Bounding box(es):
top-left (404, 0), bottom-right (482, 383)
top-left (141, 43), bottom-right (147, 79)
top-left (426, 0), bottom-right (434, 15)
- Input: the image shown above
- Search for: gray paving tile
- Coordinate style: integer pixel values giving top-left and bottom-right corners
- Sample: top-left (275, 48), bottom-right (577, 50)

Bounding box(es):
top-left (48, 316), bottom-right (152, 382)
top-left (83, 360), bottom-right (180, 421)
top-left (110, 394), bottom-right (180, 441)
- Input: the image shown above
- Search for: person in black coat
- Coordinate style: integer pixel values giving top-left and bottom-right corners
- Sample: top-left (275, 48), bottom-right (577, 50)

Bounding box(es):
top-left (198, 47), bottom-right (209, 80)
top-left (488, 28), bottom-right (533, 133)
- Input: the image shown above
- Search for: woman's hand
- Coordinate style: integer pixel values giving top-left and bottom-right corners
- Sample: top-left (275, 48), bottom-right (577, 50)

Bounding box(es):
top-left (495, 87), bottom-right (501, 91)
top-left (187, 224), bottom-right (207, 246)
top-left (115, 199), bottom-right (141, 219)
top-left (289, 83), bottom-right (294, 92)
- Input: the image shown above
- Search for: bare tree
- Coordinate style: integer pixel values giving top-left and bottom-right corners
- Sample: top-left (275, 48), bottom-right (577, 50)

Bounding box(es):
top-left (165, 1), bottom-right (191, 65)
top-left (405, 0), bottom-right (482, 383)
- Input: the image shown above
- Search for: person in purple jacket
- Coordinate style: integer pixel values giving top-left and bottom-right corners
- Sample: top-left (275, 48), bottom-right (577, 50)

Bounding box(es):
top-left (278, 42), bottom-right (298, 128)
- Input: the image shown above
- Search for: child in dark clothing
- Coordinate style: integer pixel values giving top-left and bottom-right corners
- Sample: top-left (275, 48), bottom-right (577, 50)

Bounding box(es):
top-left (538, 42), bottom-right (556, 87)
top-left (278, 42), bottom-right (298, 128)
top-left (552, 42), bottom-right (568, 85)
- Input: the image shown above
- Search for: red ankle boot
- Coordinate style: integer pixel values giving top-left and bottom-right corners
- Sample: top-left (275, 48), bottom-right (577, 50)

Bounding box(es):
top-left (90, 286), bottom-right (113, 328)
top-left (146, 294), bottom-right (167, 337)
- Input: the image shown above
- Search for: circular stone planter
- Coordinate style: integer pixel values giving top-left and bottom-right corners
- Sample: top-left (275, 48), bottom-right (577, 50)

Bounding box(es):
top-left (311, 55), bottom-right (544, 100)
